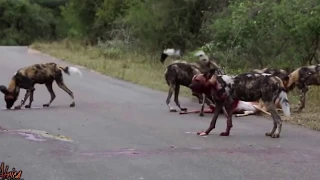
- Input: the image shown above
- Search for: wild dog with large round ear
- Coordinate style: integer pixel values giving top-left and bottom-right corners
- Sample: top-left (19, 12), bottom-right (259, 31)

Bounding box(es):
top-left (161, 49), bottom-right (224, 115)
top-left (1, 63), bottom-right (82, 110)
top-left (189, 68), bottom-right (229, 117)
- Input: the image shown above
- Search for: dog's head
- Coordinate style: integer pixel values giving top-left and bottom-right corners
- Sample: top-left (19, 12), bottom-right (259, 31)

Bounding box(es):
top-left (192, 91), bottom-right (204, 104)
top-left (0, 85), bottom-right (19, 109)
top-left (194, 51), bottom-right (225, 75)
top-left (189, 68), bottom-right (218, 93)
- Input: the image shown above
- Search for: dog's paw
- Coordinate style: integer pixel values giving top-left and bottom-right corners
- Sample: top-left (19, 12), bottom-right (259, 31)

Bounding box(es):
top-left (180, 108), bottom-right (187, 111)
top-left (220, 132), bottom-right (230, 136)
top-left (70, 102), bottom-right (75, 107)
top-left (271, 133), bottom-right (280, 138)
top-left (199, 113), bottom-right (204, 117)
top-left (265, 132), bottom-right (273, 136)
top-left (169, 109), bottom-right (177, 112)
top-left (43, 104), bottom-right (50, 107)
top-left (25, 105), bottom-right (31, 108)
top-left (14, 106), bottom-right (21, 110)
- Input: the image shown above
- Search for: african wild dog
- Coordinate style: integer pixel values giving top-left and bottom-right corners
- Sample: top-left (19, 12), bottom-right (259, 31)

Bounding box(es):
top-left (190, 74), bottom-right (279, 117)
top-left (285, 64), bottom-right (320, 112)
top-left (189, 69), bottom-right (291, 138)
top-left (161, 48), bottom-right (224, 115)
top-left (0, 62), bottom-right (82, 109)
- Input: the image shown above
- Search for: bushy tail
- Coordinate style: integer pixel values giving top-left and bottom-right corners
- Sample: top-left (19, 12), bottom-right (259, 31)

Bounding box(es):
top-left (278, 90), bottom-right (290, 116)
top-left (163, 48), bottom-right (181, 57)
top-left (59, 66), bottom-right (82, 77)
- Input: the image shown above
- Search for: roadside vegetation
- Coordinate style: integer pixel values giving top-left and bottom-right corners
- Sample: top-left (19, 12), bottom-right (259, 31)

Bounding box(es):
top-left (2, 0), bottom-right (320, 130)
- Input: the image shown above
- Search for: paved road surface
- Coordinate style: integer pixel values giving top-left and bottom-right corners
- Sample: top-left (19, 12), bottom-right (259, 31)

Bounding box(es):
top-left (0, 47), bottom-right (320, 180)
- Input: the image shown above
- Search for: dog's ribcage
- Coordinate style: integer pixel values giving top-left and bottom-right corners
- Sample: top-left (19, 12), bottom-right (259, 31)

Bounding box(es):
top-left (216, 73), bottom-right (282, 102)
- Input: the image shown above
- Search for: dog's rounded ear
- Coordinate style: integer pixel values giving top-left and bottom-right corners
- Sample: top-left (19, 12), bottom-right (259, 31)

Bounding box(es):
top-left (0, 85), bottom-right (9, 95)
top-left (203, 68), bottom-right (217, 80)
top-left (283, 75), bottom-right (289, 82)
top-left (192, 75), bottom-right (197, 81)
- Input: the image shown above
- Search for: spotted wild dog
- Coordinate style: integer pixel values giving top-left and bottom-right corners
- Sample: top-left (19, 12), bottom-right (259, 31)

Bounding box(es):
top-left (161, 48), bottom-right (224, 115)
top-left (285, 64), bottom-right (320, 112)
top-left (190, 73), bottom-right (282, 117)
top-left (0, 62), bottom-right (82, 109)
top-left (189, 69), bottom-right (291, 138)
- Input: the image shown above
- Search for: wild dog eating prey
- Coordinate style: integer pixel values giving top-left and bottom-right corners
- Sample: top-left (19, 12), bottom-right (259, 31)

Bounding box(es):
top-left (189, 69), bottom-right (291, 138)
top-left (161, 48), bottom-right (224, 114)
top-left (0, 62), bottom-right (82, 109)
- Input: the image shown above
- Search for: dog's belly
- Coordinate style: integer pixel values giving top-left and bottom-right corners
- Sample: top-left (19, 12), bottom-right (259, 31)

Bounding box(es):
top-left (231, 91), bottom-right (261, 102)
top-left (34, 76), bottom-right (55, 84)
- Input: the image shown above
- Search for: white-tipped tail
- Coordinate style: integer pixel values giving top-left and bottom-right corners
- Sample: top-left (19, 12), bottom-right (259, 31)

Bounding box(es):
top-left (163, 48), bottom-right (180, 57)
top-left (68, 66), bottom-right (82, 77)
top-left (278, 91), bottom-right (290, 116)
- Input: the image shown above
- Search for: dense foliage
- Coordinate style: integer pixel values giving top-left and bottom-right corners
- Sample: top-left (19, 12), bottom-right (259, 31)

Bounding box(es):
top-left (1, 0), bottom-right (320, 69)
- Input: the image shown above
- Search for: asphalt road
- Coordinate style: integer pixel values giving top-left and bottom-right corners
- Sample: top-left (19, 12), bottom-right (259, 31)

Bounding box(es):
top-left (0, 47), bottom-right (320, 180)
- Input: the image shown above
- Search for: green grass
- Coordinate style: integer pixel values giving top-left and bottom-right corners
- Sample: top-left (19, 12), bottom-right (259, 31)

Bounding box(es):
top-left (30, 39), bottom-right (320, 131)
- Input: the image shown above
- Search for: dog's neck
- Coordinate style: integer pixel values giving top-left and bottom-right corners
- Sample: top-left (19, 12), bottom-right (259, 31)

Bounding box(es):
top-left (7, 77), bottom-right (18, 93)
top-left (208, 75), bottom-right (235, 100)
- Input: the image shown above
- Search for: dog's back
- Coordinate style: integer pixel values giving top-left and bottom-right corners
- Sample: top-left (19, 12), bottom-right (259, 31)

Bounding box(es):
top-left (225, 73), bottom-right (284, 102)
top-left (252, 67), bottom-right (289, 83)
top-left (165, 62), bottom-right (200, 87)
top-left (15, 63), bottom-right (62, 84)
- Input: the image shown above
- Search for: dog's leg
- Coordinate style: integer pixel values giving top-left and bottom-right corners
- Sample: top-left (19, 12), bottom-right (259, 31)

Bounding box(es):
top-left (197, 103), bottom-right (223, 136)
top-left (25, 87), bottom-right (35, 108)
top-left (220, 104), bottom-right (233, 136)
top-left (55, 79), bottom-right (75, 107)
top-left (43, 82), bottom-right (56, 107)
top-left (192, 92), bottom-right (203, 104)
top-left (166, 85), bottom-right (176, 112)
top-left (199, 94), bottom-right (206, 116)
top-left (174, 84), bottom-right (187, 111)
top-left (264, 102), bottom-right (282, 138)
top-left (297, 85), bottom-right (308, 112)
top-left (14, 90), bottom-right (31, 109)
